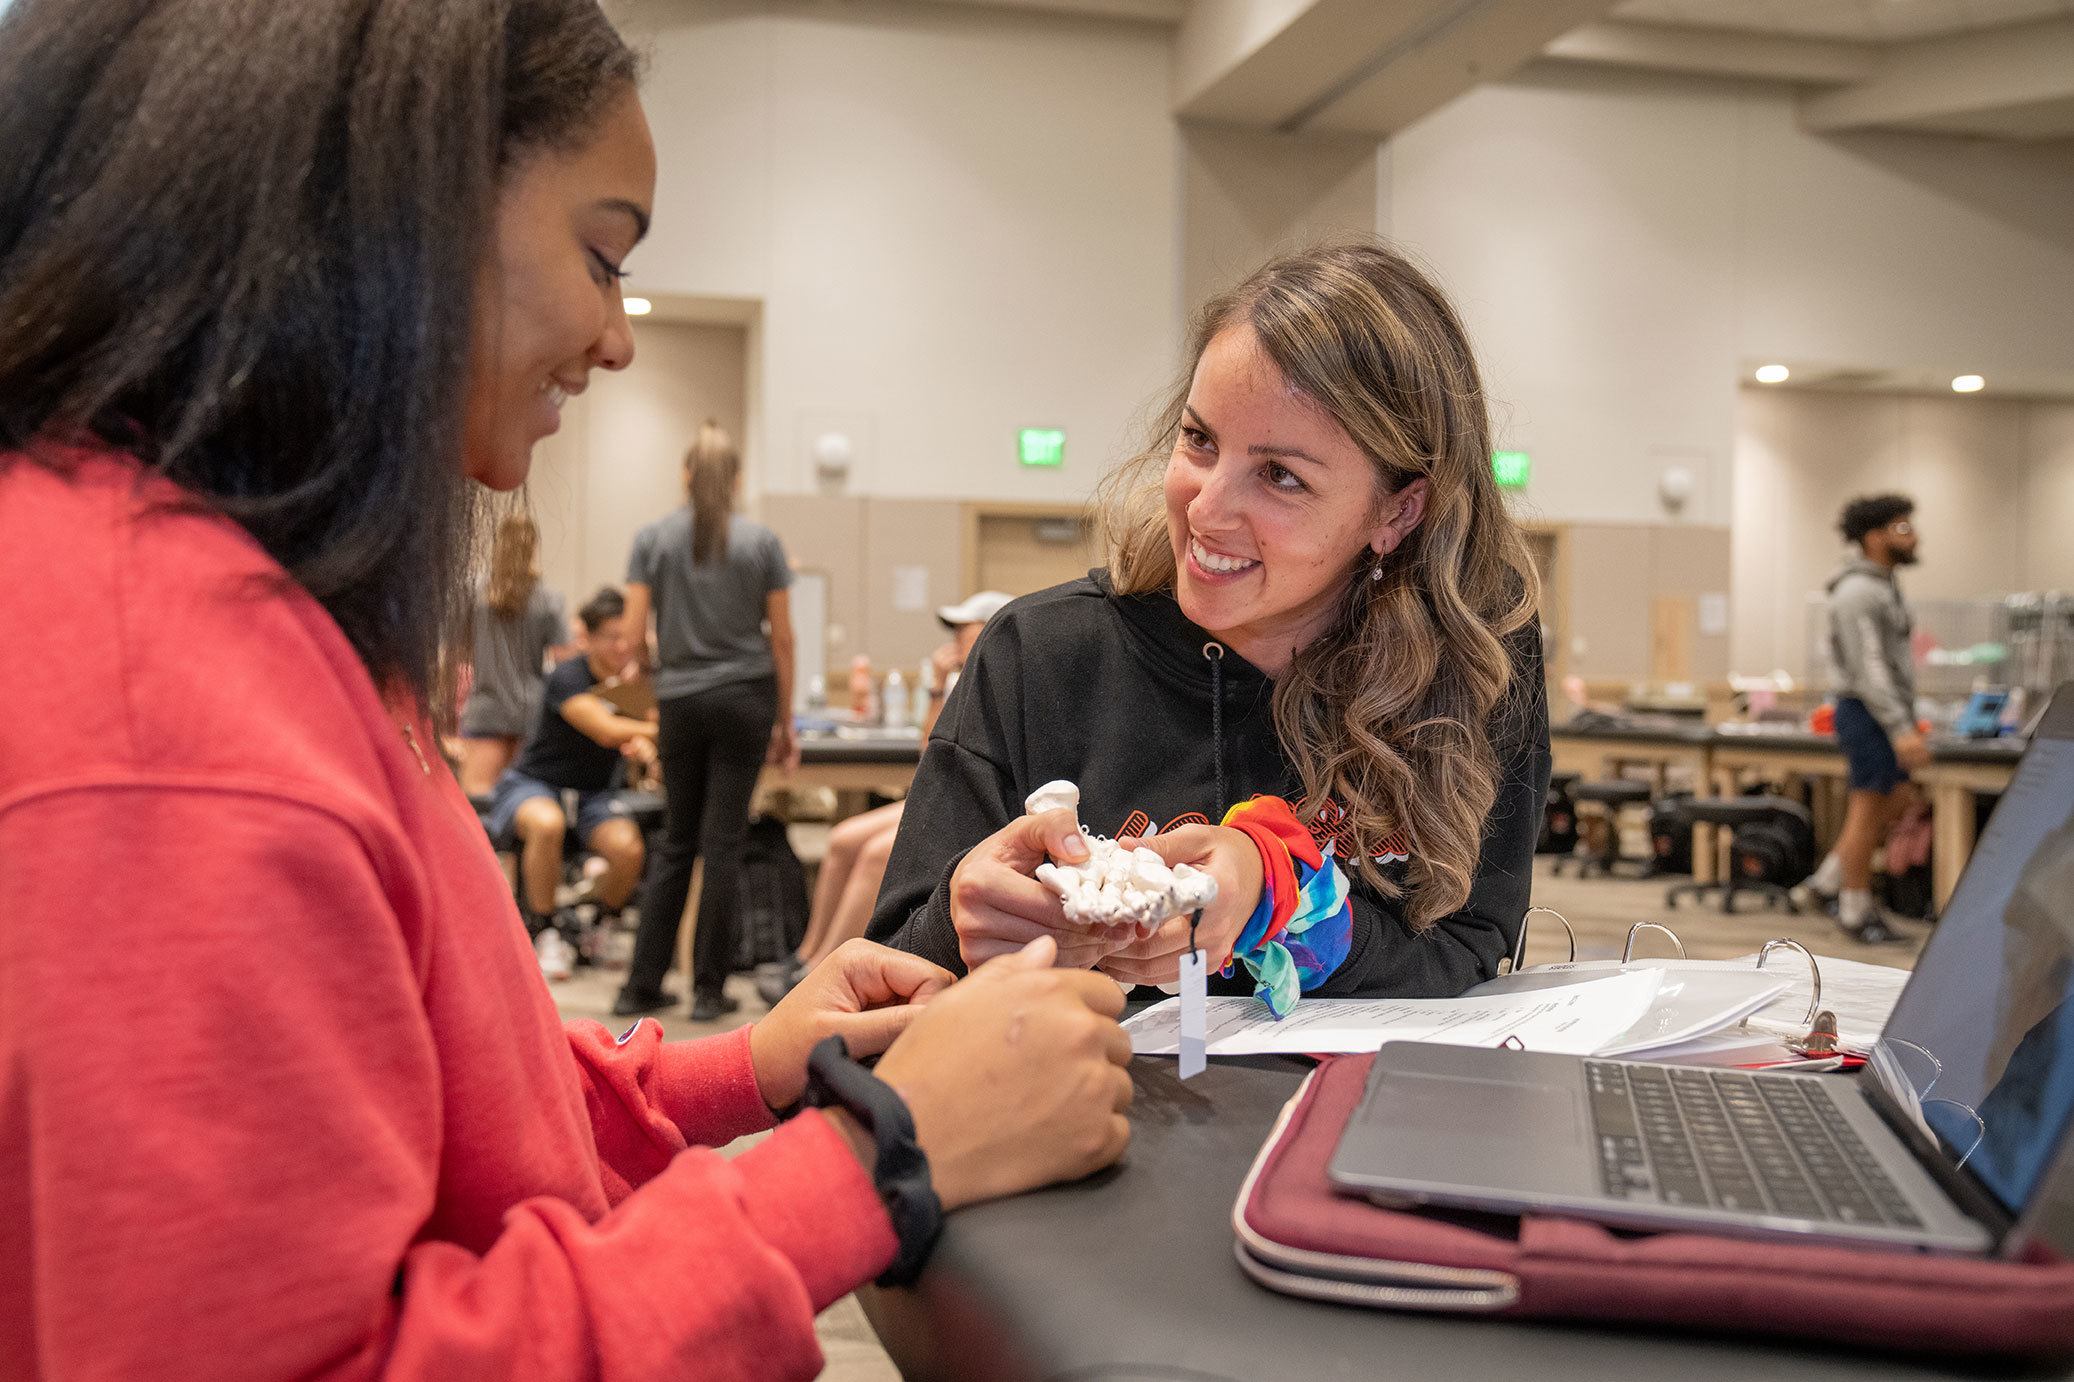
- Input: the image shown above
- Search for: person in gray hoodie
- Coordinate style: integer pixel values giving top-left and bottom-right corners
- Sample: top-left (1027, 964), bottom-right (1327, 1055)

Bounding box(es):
top-left (1796, 493), bottom-right (1924, 942)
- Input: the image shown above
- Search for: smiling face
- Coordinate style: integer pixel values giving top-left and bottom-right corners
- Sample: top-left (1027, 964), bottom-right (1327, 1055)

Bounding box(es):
top-left (462, 90), bottom-right (657, 490)
top-left (1163, 324), bottom-right (1426, 678)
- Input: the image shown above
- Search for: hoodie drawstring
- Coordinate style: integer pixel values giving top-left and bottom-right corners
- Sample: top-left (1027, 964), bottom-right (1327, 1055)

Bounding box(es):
top-left (1203, 642), bottom-right (1227, 819)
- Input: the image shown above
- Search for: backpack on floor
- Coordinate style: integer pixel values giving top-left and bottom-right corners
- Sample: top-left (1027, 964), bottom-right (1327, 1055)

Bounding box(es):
top-left (1538, 777), bottom-right (1579, 856)
top-left (1729, 800), bottom-right (1815, 888)
top-left (732, 815), bottom-right (811, 973)
top-left (1648, 794), bottom-right (1694, 876)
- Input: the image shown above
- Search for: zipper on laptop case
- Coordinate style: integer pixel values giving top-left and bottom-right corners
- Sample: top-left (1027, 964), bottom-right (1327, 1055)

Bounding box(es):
top-left (1230, 1069), bottom-right (1522, 1311)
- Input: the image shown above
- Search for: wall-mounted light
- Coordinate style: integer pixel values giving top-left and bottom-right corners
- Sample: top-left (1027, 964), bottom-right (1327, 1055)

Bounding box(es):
top-left (1754, 364), bottom-right (1789, 384)
top-left (812, 431), bottom-right (854, 483)
top-left (1952, 374), bottom-right (1985, 393)
top-left (624, 296), bottom-right (653, 317)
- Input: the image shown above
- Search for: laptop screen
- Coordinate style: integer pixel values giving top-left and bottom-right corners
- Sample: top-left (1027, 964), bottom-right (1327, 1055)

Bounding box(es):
top-left (1880, 688), bottom-right (2074, 1223)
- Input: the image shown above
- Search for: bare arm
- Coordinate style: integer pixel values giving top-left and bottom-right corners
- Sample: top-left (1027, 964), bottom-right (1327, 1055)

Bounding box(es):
top-left (622, 582), bottom-right (654, 676)
top-left (766, 588), bottom-right (798, 771)
top-left (559, 692), bottom-right (657, 750)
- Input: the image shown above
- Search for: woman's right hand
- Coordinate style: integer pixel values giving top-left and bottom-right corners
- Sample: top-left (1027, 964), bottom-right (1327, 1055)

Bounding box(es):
top-left (874, 936), bottom-right (1133, 1211)
top-left (948, 810), bottom-right (1110, 971)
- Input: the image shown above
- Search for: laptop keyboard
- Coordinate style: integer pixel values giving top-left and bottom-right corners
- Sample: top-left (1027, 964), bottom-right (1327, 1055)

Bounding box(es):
top-left (1585, 1061), bottom-right (1925, 1229)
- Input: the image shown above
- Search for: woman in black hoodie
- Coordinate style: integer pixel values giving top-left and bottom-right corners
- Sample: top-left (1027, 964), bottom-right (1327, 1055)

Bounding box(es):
top-left (869, 241), bottom-right (1551, 1005)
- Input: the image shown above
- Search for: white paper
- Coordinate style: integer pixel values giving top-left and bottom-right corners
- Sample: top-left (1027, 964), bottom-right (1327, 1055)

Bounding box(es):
top-left (1125, 970), bottom-right (1664, 1059)
top-left (1698, 592), bottom-right (1729, 637)
top-left (891, 565), bottom-right (929, 613)
top-left (1726, 951), bottom-right (1911, 1052)
top-left (1475, 961), bottom-right (1793, 1058)
top-left (1178, 949), bottom-right (1207, 1080)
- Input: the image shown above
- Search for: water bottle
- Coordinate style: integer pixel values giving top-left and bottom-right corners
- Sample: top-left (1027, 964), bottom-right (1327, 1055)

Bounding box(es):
top-left (882, 668), bottom-right (909, 729)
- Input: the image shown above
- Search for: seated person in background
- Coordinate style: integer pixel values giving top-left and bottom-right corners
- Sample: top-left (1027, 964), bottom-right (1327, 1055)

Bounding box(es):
top-left (485, 585), bottom-right (655, 976)
top-left (869, 241), bottom-right (1551, 1010)
top-left (763, 590), bottom-right (1014, 1002)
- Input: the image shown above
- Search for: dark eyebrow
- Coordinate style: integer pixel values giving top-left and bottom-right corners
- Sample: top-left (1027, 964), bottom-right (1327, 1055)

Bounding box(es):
top-left (602, 198), bottom-right (651, 244)
top-left (1185, 405), bottom-right (1325, 467)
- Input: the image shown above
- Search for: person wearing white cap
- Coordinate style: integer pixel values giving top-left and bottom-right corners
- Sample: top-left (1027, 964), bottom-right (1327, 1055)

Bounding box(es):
top-left (760, 591), bottom-right (1015, 1002)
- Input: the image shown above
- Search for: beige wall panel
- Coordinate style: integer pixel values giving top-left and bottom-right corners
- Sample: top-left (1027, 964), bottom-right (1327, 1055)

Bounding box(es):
top-left (2023, 403), bottom-right (2074, 594)
top-left (1648, 524), bottom-right (1730, 681)
top-left (764, 495), bottom-right (867, 675)
top-left (864, 500), bottom-right (967, 674)
top-left (1566, 524), bottom-right (1655, 680)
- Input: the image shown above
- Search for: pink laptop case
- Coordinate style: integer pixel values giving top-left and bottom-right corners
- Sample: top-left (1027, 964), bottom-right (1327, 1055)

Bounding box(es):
top-left (1234, 1054), bottom-right (2074, 1359)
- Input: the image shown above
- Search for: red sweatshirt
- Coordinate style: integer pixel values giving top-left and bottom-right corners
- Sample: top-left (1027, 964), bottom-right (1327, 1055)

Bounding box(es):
top-left (0, 449), bottom-right (897, 1380)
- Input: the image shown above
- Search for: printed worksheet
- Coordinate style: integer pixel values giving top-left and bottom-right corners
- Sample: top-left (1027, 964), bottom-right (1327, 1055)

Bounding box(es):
top-left (1124, 969), bottom-right (1664, 1058)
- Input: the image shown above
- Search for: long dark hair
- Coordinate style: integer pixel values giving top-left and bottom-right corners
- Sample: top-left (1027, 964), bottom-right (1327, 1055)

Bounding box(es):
top-left (685, 421), bottom-right (740, 566)
top-left (0, 0), bottom-right (637, 703)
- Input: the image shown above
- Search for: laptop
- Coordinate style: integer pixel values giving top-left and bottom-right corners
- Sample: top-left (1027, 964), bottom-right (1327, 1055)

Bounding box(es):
top-left (1329, 683), bottom-right (2074, 1258)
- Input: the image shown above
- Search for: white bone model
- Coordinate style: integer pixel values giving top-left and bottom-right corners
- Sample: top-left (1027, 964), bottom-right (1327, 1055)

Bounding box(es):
top-left (1025, 780), bottom-right (1217, 935)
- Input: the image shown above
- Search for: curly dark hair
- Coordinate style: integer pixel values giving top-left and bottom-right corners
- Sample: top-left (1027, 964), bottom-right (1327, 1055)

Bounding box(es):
top-left (577, 586), bottom-right (626, 633)
top-left (1839, 494), bottom-right (1914, 546)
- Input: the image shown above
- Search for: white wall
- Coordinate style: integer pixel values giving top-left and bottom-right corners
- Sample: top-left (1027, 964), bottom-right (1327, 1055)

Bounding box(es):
top-left (1379, 65), bottom-right (2074, 537)
top-left (1731, 386), bottom-right (2072, 679)
top-left (614, 0), bottom-right (1181, 503)
top-left (1381, 67), bottom-right (1743, 528)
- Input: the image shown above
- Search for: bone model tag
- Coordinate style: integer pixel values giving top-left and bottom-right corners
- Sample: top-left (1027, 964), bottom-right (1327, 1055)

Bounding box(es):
top-left (1025, 780), bottom-right (1217, 935)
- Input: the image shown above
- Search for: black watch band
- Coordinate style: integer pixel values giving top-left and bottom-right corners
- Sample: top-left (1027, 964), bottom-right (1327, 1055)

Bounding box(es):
top-left (801, 1035), bottom-right (943, 1286)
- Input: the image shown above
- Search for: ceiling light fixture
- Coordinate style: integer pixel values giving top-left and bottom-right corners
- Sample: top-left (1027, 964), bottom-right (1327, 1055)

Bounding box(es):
top-left (1754, 364), bottom-right (1789, 384)
top-left (624, 296), bottom-right (653, 317)
top-left (1951, 374), bottom-right (1984, 393)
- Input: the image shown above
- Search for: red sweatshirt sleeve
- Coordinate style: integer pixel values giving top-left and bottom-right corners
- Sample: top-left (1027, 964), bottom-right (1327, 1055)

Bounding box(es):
top-left (0, 781), bottom-right (896, 1382)
top-left (565, 1021), bottom-right (787, 1201)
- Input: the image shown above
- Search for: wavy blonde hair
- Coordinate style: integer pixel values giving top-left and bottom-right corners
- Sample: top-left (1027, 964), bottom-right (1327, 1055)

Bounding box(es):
top-left (485, 512), bottom-right (540, 619)
top-left (1099, 240), bottom-right (1539, 930)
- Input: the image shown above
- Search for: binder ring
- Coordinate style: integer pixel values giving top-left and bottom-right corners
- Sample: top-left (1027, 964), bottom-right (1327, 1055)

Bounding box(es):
top-left (1755, 938), bottom-right (1823, 1029)
top-left (1882, 1037), bottom-right (1944, 1100)
top-left (1622, 922), bottom-right (1687, 964)
top-left (1510, 906), bottom-right (1575, 972)
top-left (1923, 1098), bottom-right (1987, 1169)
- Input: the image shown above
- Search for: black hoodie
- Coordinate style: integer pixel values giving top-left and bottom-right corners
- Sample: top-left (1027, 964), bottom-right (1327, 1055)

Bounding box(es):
top-left (867, 571), bottom-right (1552, 999)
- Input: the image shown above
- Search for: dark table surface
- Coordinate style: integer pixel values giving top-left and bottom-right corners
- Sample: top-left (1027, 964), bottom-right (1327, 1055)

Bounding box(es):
top-left (796, 733), bottom-right (925, 765)
top-left (1552, 718), bottom-right (2027, 767)
top-left (861, 1057), bottom-right (2067, 1382)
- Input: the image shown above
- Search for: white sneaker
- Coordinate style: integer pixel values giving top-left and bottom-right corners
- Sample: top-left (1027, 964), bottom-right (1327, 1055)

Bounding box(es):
top-left (1790, 878), bottom-right (1838, 914)
top-left (534, 928), bottom-right (576, 982)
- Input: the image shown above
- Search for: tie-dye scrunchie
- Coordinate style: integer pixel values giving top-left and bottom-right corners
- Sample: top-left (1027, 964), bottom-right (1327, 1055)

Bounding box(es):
top-left (1218, 796), bottom-right (1354, 1017)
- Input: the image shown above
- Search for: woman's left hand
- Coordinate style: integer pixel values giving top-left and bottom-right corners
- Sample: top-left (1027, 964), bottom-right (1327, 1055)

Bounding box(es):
top-left (767, 719), bottom-right (801, 773)
top-left (748, 938), bottom-right (957, 1111)
top-left (1094, 825), bottom-right (1264, 988)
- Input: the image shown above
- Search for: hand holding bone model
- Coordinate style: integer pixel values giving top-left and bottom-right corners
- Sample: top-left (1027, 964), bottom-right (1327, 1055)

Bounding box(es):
top-left (1024, 781), bottom-right (1217, 938)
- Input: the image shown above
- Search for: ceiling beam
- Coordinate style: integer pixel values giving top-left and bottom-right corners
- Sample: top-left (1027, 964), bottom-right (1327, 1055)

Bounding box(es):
top-left (1175, 0), bottom-right (1620, 135)
top-left (1800, 15), bottom-right (2074, 139)
top-left (904, 0), bottom-right (1187, 22)
top-left (1543, 20), bottom-right (1875, 86)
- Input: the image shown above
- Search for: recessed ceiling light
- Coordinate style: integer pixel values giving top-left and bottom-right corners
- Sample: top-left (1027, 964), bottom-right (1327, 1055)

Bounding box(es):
top-left (1754, 364), bottom-right (1789, 384)
top-left (624, 296), bottom-right (653, 317)
top-left (1952, 374), bottom-right (1985, 393)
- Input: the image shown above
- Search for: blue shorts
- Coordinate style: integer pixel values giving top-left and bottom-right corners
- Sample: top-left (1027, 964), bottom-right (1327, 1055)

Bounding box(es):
top-left (1833, 697), bottom-right (1908, 794)
top-left (484, 771), bottom-right (630, 848)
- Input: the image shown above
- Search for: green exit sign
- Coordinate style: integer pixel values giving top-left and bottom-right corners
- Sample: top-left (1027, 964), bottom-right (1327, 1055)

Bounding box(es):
top-left (1019, 428), bottom-right (1066, 468)
top-left (1492, 450), bottom-right (1531, 489)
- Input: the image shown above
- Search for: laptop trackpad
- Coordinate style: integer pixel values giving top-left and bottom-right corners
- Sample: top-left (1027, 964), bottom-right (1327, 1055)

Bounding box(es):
top-left (1342, 1071), bottom-right (1589, 1197)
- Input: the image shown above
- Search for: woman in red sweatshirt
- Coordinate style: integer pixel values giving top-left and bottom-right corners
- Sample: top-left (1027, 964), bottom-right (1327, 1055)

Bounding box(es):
top-left (0, 2), bottom-right (1133, 1378)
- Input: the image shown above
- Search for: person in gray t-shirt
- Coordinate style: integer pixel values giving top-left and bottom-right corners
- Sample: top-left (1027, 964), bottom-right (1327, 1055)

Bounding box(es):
top-left (459, 512), bottom-right (571, 796)
top-left (617, 422), bottom-right (797, 1020)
